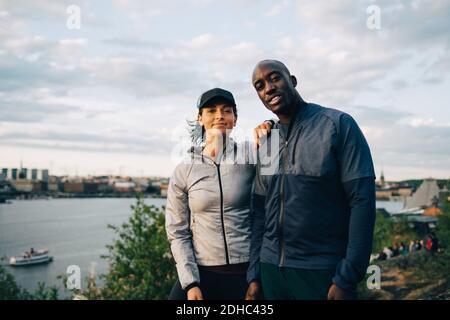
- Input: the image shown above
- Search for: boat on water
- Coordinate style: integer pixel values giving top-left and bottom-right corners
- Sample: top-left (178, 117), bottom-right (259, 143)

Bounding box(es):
top-left (9, 248), bottom-right (53, 266)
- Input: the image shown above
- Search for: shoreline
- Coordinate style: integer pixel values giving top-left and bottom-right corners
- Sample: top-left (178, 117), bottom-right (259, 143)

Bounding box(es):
top-left (0, 193), bottom-right (167, 201)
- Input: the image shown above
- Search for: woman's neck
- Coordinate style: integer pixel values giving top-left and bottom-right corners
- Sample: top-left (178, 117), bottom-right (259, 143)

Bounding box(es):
top-left (203, 133), bottom-right (230, 162)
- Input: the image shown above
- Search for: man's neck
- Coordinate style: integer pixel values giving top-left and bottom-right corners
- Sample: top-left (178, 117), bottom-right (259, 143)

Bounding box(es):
top-left (277, 97), bottom-right (305, 124)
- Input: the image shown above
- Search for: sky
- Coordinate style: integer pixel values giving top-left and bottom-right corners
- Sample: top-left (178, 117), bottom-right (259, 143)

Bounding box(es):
top-left (0, 0), bottom-right (449, 180)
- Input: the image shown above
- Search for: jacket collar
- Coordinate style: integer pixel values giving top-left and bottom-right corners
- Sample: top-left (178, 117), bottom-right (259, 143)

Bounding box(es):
top-left (274, 100), bottom-right (309, 139)
top-left (189, 137), bottom-right (238, 164)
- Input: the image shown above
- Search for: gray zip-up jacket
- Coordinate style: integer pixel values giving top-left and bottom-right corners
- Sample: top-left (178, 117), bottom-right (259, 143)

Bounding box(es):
top-left (165, 140), bottom-right (255, 289)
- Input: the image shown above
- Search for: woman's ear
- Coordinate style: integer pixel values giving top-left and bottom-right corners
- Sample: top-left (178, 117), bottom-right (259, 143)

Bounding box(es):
top-left (198, 114), bottom-right (203, 126)
top-left (233, 115), bottom-right (237, 127)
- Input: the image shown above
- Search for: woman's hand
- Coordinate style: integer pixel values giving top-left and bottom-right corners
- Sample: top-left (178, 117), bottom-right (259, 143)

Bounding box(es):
top-left (187, 286), bottom-right (204, 300)
top-left (253, 120), bottom-right (274, 149)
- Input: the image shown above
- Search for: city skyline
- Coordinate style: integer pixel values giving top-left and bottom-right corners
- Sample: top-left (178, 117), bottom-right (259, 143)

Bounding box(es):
top-left (1, 1), bottom-right (450, 180)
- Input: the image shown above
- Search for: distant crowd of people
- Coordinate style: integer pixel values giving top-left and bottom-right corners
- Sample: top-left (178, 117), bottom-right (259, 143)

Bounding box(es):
top-left (372, 232), bottom-right (439, 262)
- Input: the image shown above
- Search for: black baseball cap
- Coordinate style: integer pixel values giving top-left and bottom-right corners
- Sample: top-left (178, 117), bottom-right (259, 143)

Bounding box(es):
top-left (197, 88), bottom-right (236, 109)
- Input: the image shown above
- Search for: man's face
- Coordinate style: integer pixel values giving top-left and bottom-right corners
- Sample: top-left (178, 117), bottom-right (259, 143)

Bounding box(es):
top-left (252, 61), bottom-right (297, 115)
top-left (198, 100), bottom-right (237, 133)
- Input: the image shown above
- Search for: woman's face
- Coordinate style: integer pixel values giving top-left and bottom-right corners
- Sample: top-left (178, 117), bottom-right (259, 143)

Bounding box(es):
top-left (198, 100), bottom-right (237, 133)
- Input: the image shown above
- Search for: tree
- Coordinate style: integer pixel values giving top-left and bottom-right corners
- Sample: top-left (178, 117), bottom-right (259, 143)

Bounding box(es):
top-left (372, 211), bottom-right (393, 253)
top-left (89, 196), bottom-right (176, 299)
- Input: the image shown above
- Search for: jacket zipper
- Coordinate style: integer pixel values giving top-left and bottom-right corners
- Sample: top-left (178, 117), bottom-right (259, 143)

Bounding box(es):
top-left (215, 163), bottom-right (230, 265)
top-left (278, 140), bottom-right (288, 267)
top-left (278, 123), bottom-right (301, 267)
top-left (278, 103), bottom-right (306, 266)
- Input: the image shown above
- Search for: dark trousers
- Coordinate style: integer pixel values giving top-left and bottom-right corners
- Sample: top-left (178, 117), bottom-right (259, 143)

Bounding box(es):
top-left (168, 269), bottom-right (248, 300)
top-left (261, 262), bottom-right (335, 300)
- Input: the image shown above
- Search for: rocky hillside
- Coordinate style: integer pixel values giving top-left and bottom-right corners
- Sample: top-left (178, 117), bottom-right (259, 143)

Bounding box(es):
top-left (358, 251), bottom-right (450, 300)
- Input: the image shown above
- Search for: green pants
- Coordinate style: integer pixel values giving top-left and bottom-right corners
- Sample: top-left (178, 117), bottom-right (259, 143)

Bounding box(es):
top-left (261, 262), bottom-right (335, 300)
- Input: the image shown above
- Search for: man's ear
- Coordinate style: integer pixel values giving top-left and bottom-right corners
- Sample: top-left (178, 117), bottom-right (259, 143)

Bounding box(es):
top-left (290, 75), bottom-right (298, 87)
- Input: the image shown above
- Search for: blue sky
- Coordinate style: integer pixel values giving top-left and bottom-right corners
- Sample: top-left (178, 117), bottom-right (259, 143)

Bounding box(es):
top-left (1, 0), bottom-right (449, 180)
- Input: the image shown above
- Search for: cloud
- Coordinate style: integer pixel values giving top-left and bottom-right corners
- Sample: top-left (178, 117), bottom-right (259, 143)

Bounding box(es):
top-left (0, 127), bottom-right (173, 155)
top-left (0, 0), bottom-right (69, 19)
top-left (347, 105), bottom-right (411, 127)
top-left (283, 0), bottom-right (450, 102)
top-left (0, 100), bottom-right (80, 123)
top-left (0, 31), bottom-right (214, 98)
top-left (102, 37), bottom-right (167, 48)
top-left (0, 0), bottom-right (449, 178)
top-left (184, 33), bottom-right (216, 50)
top-left (391, 79), bottom-right (409, 90)
top-left (265, 0), bottom-right (290, 17)
top-left (346, 106), bottom-right (450, 178)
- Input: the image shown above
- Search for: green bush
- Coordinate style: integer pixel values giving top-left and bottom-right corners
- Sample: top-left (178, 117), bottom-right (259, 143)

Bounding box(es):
top-left (436, 204), bottom-right (450, 249)
top-left (372, 211), bottom-right (420, 254)
top-left (0, 263), bottom-right (59, 300)
top-left (0, 264), bottom-right (25, 300)
top-left (84, 196), bottom-right (176, 299)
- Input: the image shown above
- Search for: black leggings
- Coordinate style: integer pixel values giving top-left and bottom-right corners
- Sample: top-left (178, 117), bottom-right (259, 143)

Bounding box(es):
top-left (168, 269), bottom-right (248, 300)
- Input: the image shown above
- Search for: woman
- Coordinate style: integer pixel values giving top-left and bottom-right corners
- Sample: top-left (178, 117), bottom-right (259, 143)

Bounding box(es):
top-left (165, 88), bottom-right (257, 300)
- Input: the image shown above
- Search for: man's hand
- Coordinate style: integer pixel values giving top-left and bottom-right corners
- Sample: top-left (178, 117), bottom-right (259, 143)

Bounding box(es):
top-left (253, 120), bottom-right (274, 149)
top-left (245, 281), bottom-right (262, 300)
top-left (187, 286), bottom-right (204, 300)
top-left (327, 283), bottom-right (357, 300)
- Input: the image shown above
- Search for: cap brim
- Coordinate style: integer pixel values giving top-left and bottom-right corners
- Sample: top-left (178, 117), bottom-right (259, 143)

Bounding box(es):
top-left (199, 96), bottom-right (235, 109)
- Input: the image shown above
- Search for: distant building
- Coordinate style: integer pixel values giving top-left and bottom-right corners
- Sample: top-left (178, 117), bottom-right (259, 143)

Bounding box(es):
top-left (64, 182), bottom-right (98, 194)
top-left (114, 181), bottom-right (136, 193)
top-left (64, 182), bottom-right (84, 193)
top-left (380, 170), bottom-right (385, 187)
top-left (134, 178), bottom-right (149, 193)
top-left (47, 176), bottom-right (62, 192)
top-left (41, 169), bottom-right (49, 182)
top-left (11, 168), bottom-right (18, 180)
top-left (1, 168), bottom-right (8, 180)
top-left (48, 182), bottom-right (61, 192)
top-left (404, 179), bottom-right (441, 210)
top-left (397, 187), bottom-right (413, 197)
top-left (160, 183), bottom-right (168, 197)
top-left (375, 189), bottom-right (392, 200)
top-left (424, 206), bottom-right (442, 217)
top-left (18, 168), bottom-right (27, 179)
top-left (11, 180), bottom-right (33, 192)
top-left (31, 169), bottom-right (38, 181)
top-left (31, 181), bottom-right (47, 192)
top-left (1, 168), bottom-right (49, 181)
top-left (97, 183), bottom-right (115, 194)
top-left (83, 182), bottom-right (98, 194)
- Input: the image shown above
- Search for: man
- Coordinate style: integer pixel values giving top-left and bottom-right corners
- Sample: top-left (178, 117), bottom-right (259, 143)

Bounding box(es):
top-left (245, 60), bottom-right (376, 300)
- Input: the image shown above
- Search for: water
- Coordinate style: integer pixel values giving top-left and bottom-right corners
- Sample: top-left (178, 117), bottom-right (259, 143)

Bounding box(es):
top-left (0, 198), bottom-right (166, 296)
top-left (1, 198), bottom-right (401, 297)
top-left (376, 200), bottom-right (404, 214)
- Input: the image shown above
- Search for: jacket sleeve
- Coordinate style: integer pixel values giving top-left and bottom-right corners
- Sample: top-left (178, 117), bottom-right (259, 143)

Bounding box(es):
top-left (332, 177), bottom-right (376, 291)
top-left (165, 164), bottom-right (200, 290)
top-left (247, 160), bottom-right (267, 284)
